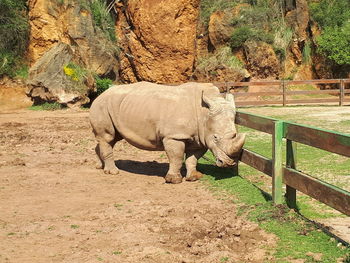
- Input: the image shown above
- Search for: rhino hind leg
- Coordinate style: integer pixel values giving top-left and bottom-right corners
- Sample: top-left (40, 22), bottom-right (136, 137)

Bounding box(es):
top-left (95, 144), bottom-right (104, 169)
top-left (163, 138), bottom-right (185, 184)
top-left (185, 149), bottom-right (207, 182)
top-left (96, 136), bottom-right (121, 175)
top-left (91, 117), bottom-right (122, 175)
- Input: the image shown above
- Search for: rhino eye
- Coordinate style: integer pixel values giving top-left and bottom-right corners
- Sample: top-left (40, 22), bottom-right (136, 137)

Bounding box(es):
top-left (213, 134), bottom-right (219, 142)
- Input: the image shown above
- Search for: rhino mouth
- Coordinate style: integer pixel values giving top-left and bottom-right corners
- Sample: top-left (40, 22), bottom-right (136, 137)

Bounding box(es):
top-left (213, 147), bottom-right (236, 167)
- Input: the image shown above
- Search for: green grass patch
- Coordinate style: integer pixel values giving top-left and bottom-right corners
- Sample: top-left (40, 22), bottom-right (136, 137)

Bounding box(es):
top-left (29, 102), bottom-right (63, 111)
top-left (199, 155), bottom-right (350, 262)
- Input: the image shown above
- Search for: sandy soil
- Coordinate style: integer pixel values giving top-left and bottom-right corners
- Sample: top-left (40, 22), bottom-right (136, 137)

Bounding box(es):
top-left (0, 109), bottom-right (276, 263)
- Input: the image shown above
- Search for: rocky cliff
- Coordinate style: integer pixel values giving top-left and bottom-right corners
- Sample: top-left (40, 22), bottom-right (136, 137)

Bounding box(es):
top-left (3, 0), bottom-right (346, 107)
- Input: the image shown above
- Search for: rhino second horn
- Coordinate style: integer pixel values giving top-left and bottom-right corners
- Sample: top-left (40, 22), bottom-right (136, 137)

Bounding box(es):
top-left (225, 93), bottom-right (236, 111)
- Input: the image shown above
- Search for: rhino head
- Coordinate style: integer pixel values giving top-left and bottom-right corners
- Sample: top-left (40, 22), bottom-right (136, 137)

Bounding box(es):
top-left (202, 92), bottom-right (245, 167)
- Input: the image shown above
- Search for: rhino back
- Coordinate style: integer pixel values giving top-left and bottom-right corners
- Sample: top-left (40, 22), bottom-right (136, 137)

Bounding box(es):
top-left (109, 82), bottom-right (199, 150)
top-left (90, 82), bottom-right (220, 150)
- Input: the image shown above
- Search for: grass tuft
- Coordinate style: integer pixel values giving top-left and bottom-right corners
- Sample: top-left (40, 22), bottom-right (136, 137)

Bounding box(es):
top-left (29, 102), bottom-right (63, 111)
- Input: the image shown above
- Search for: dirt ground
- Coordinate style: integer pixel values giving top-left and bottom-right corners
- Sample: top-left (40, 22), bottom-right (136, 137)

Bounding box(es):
top-left (0, 108), bottom-right (276, 263)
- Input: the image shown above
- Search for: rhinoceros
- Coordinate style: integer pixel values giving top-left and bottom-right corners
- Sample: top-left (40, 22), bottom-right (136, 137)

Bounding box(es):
top-left (89, 81), bottom-right (245, 184)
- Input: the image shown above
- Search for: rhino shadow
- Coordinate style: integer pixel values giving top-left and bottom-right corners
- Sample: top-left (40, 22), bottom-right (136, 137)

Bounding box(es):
top-left (115, 160), bottom-right (186, 177)
top-left (197, 163), bottom-right (272, 202)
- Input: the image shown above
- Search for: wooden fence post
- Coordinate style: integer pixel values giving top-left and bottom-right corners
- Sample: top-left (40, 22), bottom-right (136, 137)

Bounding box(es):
top-left (339, 79), bottom-right (345, 106)
top-left (272, 121), bottom-right (284, 204)
top-left (286, 139), bottom-right (297, 209)
top-left (282, 80), bottom-right (286, 106)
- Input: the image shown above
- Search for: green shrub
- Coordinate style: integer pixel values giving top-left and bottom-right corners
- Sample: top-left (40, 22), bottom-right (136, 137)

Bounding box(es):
top-left (90, 0), bottom-right (116, 42)
top-left (317, 23), bottom-right (350, 65)
top-left (0, 0), bottom-right (29, 77)
top-left (95, 76), bottom-right (112, 95)
top-left (0, 51), bottom-right (17, 77)
top-left (230, 26), bottom-right (274, 49)
top-left (230, 26), bottom-right (255, 49)
top-left (310, 0), bottom-right (350, 65)
top-left (310, 0), bottom-right (350, 29)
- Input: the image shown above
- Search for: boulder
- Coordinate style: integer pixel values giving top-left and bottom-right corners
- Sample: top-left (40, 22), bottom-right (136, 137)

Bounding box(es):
top-left (116, 0), bottom-right (199, 83)
top-left (28, 0), bottom-right (118, 78)
top-left (26, 42), bottom-right (93, 107)
top-left (244, 41), bottom-right (280, 79)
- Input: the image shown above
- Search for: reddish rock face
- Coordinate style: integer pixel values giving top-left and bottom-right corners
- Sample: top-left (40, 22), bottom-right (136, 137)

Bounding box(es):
top-left (116, 0), bottom-right (200, 83)
top-left (244, 41), bottom-right (280, 80)
top-left (28, 0), bottom-right (65, 64)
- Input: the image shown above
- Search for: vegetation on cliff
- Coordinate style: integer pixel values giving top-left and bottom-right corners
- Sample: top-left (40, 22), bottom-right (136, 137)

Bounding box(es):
top-left (90, 0), bottom-right (117, 43)
top-left (0, 0), bottom-right (29, 78)
top-left (230, 1), bottom-right (292, 62)
top-left (199, 0), bottom-right (350, 80)
top-left (310, 0), bottom-right (350, 65)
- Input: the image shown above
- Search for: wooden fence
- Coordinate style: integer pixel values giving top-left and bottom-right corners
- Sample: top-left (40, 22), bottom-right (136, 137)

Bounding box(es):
top-left (215, 79), bottom-right (350, 107)
top-left (234, 111), bottom-right (350, 216)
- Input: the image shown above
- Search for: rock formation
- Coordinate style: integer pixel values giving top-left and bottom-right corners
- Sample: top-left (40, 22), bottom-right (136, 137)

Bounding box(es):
top-left (27, 43), bottom-right (94, 107)
top-left (28, 0), bottom-right (118, 77)
top-left (244, 41), bottom-right (280, 80)
top-left (116, 0), bottom-right (199, 83)
top-left (27, 0), bottom-right (118, 106)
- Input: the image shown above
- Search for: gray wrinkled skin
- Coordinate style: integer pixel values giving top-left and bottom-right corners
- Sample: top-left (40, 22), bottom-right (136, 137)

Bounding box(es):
top-left (89, 82), bottom-right (245, 184)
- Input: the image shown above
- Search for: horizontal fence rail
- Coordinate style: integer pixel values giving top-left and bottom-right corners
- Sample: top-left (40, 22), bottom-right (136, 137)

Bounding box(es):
top-left (214, 79), bottom-right (350, 107)
top-left (235, 111), bottom-right (350, 216)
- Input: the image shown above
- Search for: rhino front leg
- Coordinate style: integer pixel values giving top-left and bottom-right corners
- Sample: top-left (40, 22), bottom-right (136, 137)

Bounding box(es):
top-left (185, 148), bottom-right (207, 181)
top-left (163, 138), bottom-right (185, 184)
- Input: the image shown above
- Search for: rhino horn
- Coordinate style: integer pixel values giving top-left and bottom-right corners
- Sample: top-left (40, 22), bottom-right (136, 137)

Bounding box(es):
top-left (225, 93), bottom-right (236, 111)
top-left (227, 133), bottom-right (246, 156)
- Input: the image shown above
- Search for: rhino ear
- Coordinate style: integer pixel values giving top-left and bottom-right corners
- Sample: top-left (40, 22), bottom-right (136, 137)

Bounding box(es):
top-left (226, 93), bottom-right (236, 111)
top-left (202, 91), bottom-right (215, 110)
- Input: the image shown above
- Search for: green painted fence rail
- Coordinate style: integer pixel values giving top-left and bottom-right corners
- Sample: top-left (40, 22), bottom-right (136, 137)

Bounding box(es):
top-left (235, 111), bottom-right (350, 216)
